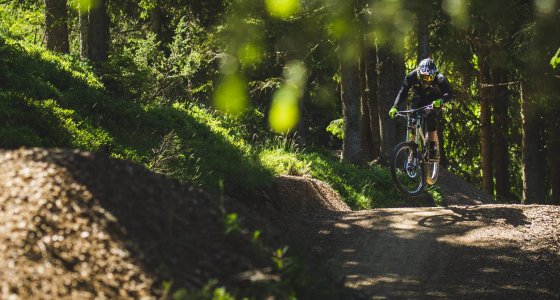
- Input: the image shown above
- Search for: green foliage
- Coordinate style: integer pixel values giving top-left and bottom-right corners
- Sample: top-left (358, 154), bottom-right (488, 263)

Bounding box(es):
top-left (301, 151), bottom-right (404, 209)
top-left (0, 2), bottom-right (43, 43)
top-left (105, 15), bottom-right (216, 104)
top-left (224, 213), bottom-right (241, 235)
top-left (426, 186), bottom-right (444, 207)
top-left (272, 246), bottom-right (291, 270)
top-left (552, 48), bottom-right (560, 70)
top-left (0, 33), bottom-right (272, 191)
top-left (260, 149), bottom-right (311, 176)
top-left (149, 130), bottom-right (194, 178)
top-left (168, 281), bottom-right (236, 300)
top-left (251, 230), bottom-right (261, 244)
top-left (326, 118), bottom-right (344, 140)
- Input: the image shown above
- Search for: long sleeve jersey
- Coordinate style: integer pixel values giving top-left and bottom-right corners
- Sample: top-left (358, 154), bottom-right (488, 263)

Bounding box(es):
top-left (393, 69), bottom-right (453, 108)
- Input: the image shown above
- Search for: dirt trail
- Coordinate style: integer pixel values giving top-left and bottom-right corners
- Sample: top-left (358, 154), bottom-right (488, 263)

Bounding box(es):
top-left (1, 148), bottom-right (559, 299)
top-left (308, 205), bottom-right (560, 299)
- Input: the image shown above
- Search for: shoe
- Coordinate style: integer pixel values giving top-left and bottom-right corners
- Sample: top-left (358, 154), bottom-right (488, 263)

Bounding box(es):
top-left (427, 141), bottom-right (439, 161)
top-left (428, 148), bottom-right (439, 161)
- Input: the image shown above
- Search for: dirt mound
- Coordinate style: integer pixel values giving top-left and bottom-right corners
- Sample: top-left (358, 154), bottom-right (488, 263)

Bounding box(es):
top-left (265, 175), bottom-right (350, 216)
top-left (437, 168), bottom-right (494, 205)
top-left (0, 148), bottom-right (269, 299)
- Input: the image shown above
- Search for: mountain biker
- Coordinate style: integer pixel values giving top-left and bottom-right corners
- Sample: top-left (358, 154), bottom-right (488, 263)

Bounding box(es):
top-left (388, 58), bottom-right (452, 160)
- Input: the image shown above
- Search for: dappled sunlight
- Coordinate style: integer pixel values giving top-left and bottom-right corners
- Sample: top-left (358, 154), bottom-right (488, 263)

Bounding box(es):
top-left (345, 273), bottom-right (421, 289)
top-left (480, 267), bottom-right (499, 273)
top-left (534, 0), bottom-right (558, 15)
top-left (269, 86), bottom-right (300, 133)
top-left (436, 229), bottom-right (524, 247)
top-left (213, 74), bottom-right (249, 115)
top-left (265, 0), bottom-right (300, 19)
top-left (70, 0), bottom-right (102, 14)
top-left (442, 0), bottom-right (469, 28)
top-left (342, 261), bottom-right (359, 267)
top-left (370, 0), bottom-right (413, 50)
top-left (269, 61), bottom-right (306, 133)
top-left (334, 222), bottom-right (350, 229)
top-left (238, 42), bottom-right (263, 66)
top-left (302, 206), bottom-right (560, 298)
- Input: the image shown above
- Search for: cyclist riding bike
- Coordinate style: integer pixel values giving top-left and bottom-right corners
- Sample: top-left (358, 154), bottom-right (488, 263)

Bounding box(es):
top-left (389, 58), bottom-right (453, 160)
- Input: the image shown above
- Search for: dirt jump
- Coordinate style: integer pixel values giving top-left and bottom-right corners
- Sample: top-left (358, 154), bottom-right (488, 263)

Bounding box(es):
top-left (1, 148), bottom-right (559, 299)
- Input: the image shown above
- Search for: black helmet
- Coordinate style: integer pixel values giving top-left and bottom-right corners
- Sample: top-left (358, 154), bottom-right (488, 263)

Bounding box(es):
top-left (417, 58), bottom-right (437, 86)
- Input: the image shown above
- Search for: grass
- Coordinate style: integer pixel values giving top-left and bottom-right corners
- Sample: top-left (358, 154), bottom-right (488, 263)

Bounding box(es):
top-left (0, 32), bottom-right (407, 210)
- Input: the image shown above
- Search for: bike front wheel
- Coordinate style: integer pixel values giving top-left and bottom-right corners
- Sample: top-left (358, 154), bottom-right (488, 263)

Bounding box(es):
top-left (390, 142), bottom-right (426, 197)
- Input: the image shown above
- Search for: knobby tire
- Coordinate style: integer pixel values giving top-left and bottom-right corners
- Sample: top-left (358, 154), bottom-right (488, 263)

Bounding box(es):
top-left (390, 141), bottom-right (426, 197)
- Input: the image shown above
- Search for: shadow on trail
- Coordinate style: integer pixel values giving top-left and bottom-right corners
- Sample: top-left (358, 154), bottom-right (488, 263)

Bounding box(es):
top-left (417, 205), bottom-right (531, 228)
top-left (298, 207), bottom-right (560, 299)
top-left (418, 214), bottom-right (465, 228)
top-left (449, 205), bottom-right (531, 227)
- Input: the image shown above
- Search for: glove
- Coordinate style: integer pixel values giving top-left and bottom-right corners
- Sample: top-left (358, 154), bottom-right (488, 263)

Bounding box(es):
top-left (433, 99), bottom-right (443, 108)
top-left (389, 107), bottom-right (398, 119)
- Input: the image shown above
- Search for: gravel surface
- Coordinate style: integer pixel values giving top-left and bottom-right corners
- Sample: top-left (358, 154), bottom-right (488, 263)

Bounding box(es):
top-left (0, 148), bottom-right (268, 299)
top-left (1, 148), bottom-right (559, 299)
top-left (307, 206), bottom-right (560, 299)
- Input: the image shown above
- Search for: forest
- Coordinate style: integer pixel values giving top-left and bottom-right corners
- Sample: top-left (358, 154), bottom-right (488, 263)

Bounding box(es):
top-left (0, 0), bottom-right (560, 299)
top-left (1, 0), bottom-right (559, 204)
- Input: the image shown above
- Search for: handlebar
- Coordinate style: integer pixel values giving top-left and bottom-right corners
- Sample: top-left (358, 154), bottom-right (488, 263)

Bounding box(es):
top-left (395, 104), bottom-right (434, 118)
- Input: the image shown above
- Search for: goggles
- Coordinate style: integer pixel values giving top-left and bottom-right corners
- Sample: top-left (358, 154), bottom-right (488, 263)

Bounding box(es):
top-left (420, 73), bottom-right (434, 83)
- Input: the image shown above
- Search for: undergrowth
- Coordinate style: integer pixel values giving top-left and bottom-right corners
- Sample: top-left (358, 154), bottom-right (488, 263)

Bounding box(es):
top-left (0, 32), bottom-right (405, 209)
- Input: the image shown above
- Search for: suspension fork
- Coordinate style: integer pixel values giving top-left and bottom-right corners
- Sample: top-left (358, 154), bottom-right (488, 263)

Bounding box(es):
top-left (406, 115), bottom-right (423, 146)
top-left (405, 116), bottom-right (423, 165)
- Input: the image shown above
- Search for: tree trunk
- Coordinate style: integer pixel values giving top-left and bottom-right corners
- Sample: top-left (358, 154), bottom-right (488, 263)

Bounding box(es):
top-left (491, 69), bottom-right (510, 200)
top-left (88, 0), bottom-right (110, 63)
top-left (78, 3), bottom-right (90, 58)
top-left (366, 41), bottom-right (381, 159)
top-left (548, 112), bottom-right (560, 204)
top-left (150, 2), bottom-right (171, 49)
top-left (521, 82), bottom-right (547, 204)
top-left (44, 0), bottom-right (69, 53)
top-left (151, 5), bottom-right (164, 39)
top-left (360, 37), bottom-right (375, 160)
top-left (377, 47), bottom-right (405, 161)
top-left (416, 8), bottom-right (430, 62)
top-left (340, 58), bottom-right (363, 163)
top-left (479, 49), bottom-right (494, 196)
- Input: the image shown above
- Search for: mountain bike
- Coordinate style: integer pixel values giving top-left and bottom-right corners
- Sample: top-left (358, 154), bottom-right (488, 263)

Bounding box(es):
top-left (390, 104), bottom-right (440, 197)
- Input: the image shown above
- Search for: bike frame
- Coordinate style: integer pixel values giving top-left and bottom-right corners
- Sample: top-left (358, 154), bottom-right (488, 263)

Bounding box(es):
top-left (398, 104), bottom-right (433, 150)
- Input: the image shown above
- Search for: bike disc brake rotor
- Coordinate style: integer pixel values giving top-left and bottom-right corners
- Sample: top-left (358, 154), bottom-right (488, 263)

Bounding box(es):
top-left (405, 160), bottom-right (418, 178)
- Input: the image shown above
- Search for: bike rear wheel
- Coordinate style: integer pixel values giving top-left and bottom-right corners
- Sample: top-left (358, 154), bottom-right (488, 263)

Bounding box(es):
top-left (425, 152), bottom-right (440, 186)
top-left (390, 142), bottom-right (426, 197)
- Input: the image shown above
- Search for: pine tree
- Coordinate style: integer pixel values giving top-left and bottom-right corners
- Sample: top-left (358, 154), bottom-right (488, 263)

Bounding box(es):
top-left (44, 0), bottom-right (69, 53)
